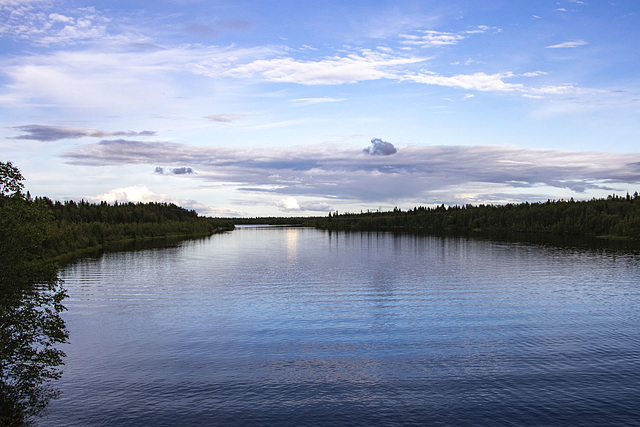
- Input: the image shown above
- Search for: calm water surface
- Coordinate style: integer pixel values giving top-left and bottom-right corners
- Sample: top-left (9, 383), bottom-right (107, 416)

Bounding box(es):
top-left (41, 227), bottom-right (640, 426)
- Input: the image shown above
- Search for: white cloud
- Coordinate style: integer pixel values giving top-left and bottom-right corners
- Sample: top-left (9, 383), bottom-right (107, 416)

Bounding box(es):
top-left (275, 197), bottom-right (301, 211)
top-left (399, 26), bottom-right (499, 49)
top-left (406, 71), bottom-right (524, 92)
top-left (0, 37), bottom-right (610, 123)
top-left (205, 114), bottom-right (249, 123)
top-left (291, 97), bottom-right (347, 105)
top-left (400, 30), bottom-right (464, 47)
top-left (48, 12), bottom-right (73, 23)
top-left (272, 197), bottom-right (332, 213)
top-left (546, 40), bottom-right (588, 49)
top-left (87, 184), bottom-right (171, 204)
top-left (225, 51), bottom-right (426, 85)
top-left (464, 25), bottom-right (500, 34)
top-left (0, 3), bottom-right (110, 45)
top-left (0, 44), bottom-right (270, 113)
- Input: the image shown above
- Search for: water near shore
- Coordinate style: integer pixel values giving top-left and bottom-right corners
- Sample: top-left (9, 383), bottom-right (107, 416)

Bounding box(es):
top-left (41, 227), bottom-right (640, 426)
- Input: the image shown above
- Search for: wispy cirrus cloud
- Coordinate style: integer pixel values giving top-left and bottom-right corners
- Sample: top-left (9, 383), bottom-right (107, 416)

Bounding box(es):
top-left (546, 40), bottom-right (588, 49)
top-left (400, 30), bottom-right (464, 47)
top-left (292, 97), bottom-right (347, 105)
top-left (224, 50), bottom-right (427, 85)
top-left (405, 71), bottom-right (525, 92)
top-left (8, 124), bottom-right (156, 141)
top-left (220, 49), bottom-right (580, 99)
top-left (0, 43), bottom-right (275, 114)
top-left (204, 114), bottom-right (249, 123)
top-left (0, 31), bottom-right (609, 118)
top-left (61, 138), bottom-right (640, 206)
top-left (400, 26), bottom-right (499, 48)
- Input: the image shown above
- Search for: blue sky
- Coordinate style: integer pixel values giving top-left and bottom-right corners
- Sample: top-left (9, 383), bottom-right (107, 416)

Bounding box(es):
top-left (2, 0), bottom-right (640, 216)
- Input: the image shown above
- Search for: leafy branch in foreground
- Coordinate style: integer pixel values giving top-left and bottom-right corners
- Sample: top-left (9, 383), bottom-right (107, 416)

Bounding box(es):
top-left (1, 161), bottom-right (68, 426)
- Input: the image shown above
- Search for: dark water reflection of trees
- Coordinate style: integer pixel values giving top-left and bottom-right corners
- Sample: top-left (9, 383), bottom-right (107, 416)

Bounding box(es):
top-left (1, 162), bottom-right (68, 426)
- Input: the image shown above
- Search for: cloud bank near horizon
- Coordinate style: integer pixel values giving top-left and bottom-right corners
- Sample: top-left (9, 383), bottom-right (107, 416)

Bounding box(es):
top-left (62, 139), bottom-right (640, 208)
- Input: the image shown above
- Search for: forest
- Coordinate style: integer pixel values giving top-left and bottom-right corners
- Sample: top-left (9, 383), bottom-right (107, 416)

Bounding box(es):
top-left (313, 194), bottom-right (640, 239)
top-left (35, 197), bottom-right (234, 259)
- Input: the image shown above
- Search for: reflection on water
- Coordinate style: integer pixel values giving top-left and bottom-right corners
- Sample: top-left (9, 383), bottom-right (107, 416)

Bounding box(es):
top-left (1, 277), bottom-right (67, 426)
top-left (41, 228), bottom-right (640, 426)
top-left (285, 227), bottom-right (299, 262)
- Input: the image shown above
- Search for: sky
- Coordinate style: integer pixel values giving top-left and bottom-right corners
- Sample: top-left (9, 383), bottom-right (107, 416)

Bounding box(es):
top-left (1, 0), bottom-right (640, 217)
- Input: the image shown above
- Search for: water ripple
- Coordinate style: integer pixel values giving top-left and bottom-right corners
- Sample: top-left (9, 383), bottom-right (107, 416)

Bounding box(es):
top-left (43, 229), bottom-right (640, 426)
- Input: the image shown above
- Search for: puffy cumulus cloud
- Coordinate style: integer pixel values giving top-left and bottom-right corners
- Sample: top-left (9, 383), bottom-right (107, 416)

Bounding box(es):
top-left (275, 197), bottom-right (300, 211)
top-left (299, 201), bottom-right (333, 212)
top-left (61, 139), bottom-right (640, 207)
top-left (86, 184), bottom-right (157, 204)
top-left (274, 197), bottom-right (333, 213)
top-left (85, 184), bottom-right (245, 217)
top-left (363, 138), bottom-right (397, 156)
top-left (9, 124), bottom-right (156, 142)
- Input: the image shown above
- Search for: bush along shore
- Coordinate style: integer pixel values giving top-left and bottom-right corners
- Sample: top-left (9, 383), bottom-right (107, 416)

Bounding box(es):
top-left (314, 193), bottom-right (640, 240)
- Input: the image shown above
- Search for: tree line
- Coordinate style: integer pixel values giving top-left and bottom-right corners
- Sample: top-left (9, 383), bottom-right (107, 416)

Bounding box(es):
top-left (35, 197), bottom-right (234, 259)
top-left (314, 194), bottom-right (640, 239)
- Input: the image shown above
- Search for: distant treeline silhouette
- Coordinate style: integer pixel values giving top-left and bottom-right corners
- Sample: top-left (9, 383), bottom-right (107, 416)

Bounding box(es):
top-left (315, 193), bottom-right (640, 239)
top-left (31, 197), bottom-right (234, 259)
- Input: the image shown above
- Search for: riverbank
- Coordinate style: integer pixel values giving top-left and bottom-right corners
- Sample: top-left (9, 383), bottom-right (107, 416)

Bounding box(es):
top-left (31, 198), bottom-right (235, 262)
top-left (48, 229), bottom-right (232, 266)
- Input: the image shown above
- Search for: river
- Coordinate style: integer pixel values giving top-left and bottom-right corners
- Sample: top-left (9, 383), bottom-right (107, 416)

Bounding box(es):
top-left (40, 226), bottom-right (640, 426)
